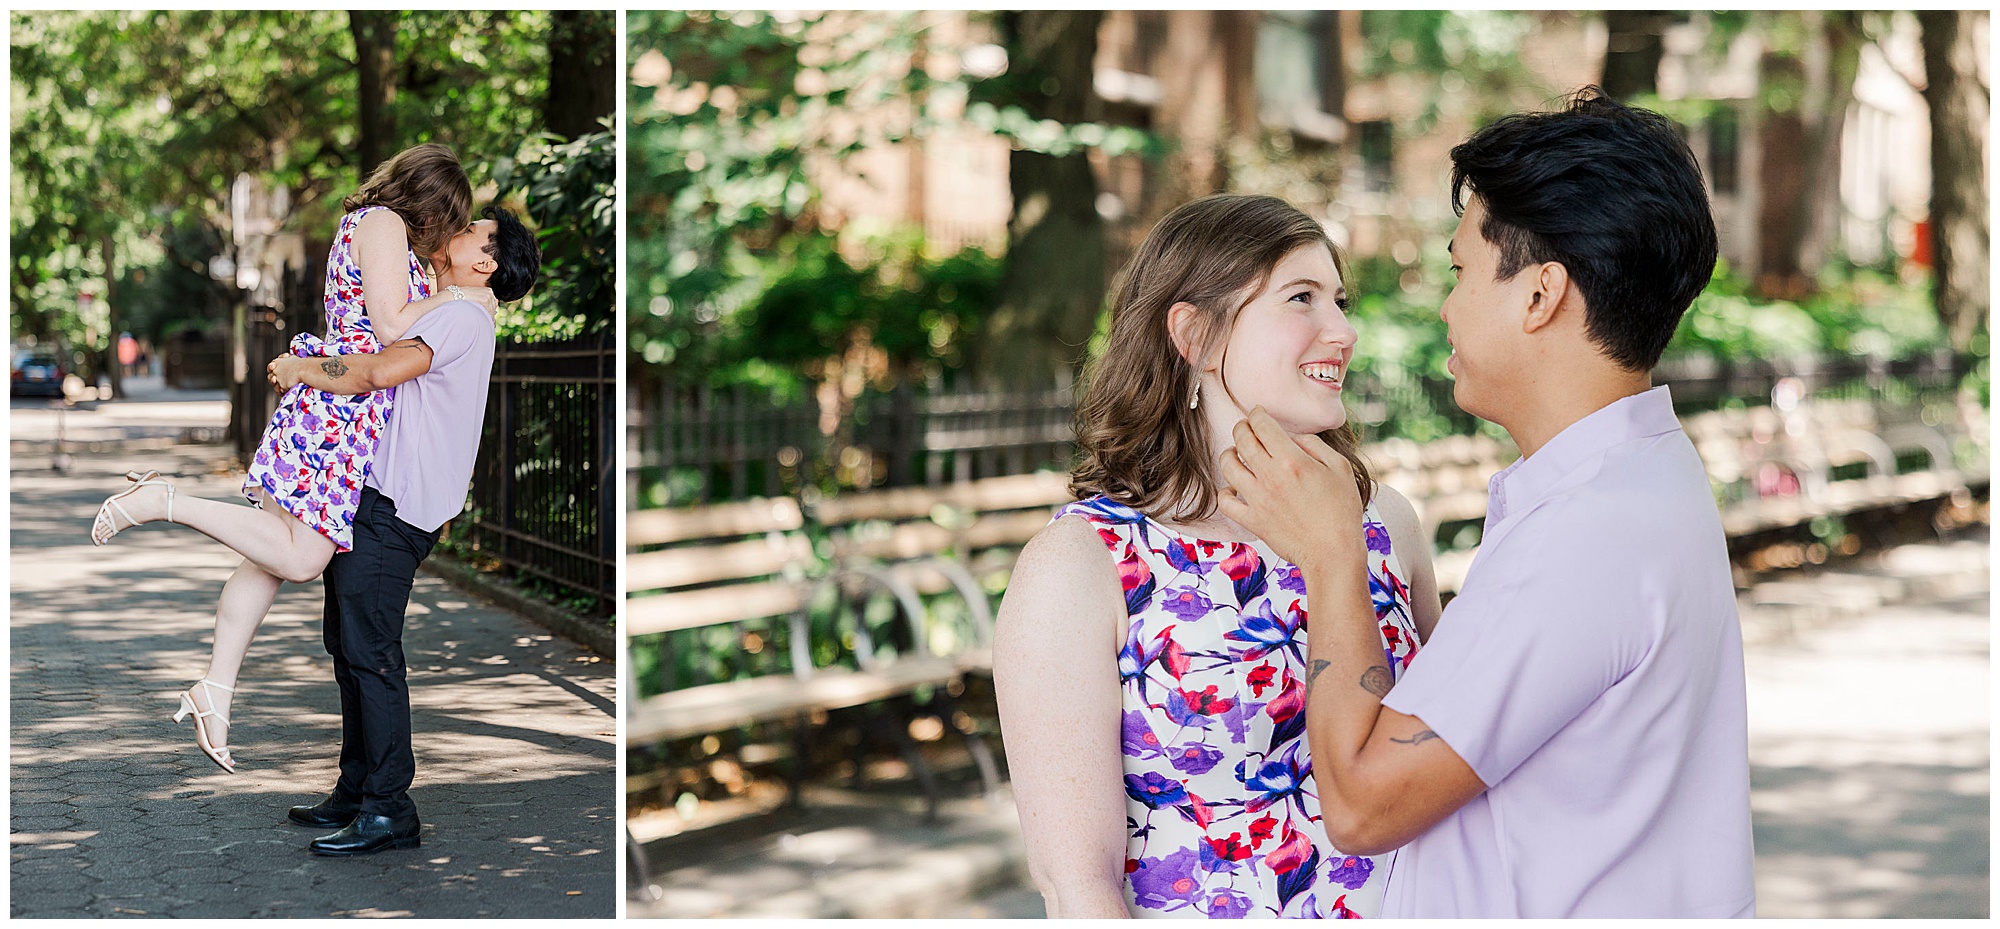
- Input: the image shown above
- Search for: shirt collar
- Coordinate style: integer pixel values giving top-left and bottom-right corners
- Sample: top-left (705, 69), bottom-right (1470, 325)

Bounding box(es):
top-left (1485, 385), bottom-right (1682, 525)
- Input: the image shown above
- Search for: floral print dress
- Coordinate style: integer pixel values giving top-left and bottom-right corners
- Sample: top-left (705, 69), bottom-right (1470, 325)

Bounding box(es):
top-left (242, 206), bottom-right (430, 552)
top-left (1055, 494), bottom-right (1422, 919)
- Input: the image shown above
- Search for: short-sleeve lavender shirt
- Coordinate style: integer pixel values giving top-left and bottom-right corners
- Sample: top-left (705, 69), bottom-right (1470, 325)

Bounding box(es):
top-left (364, 300), bottom-right (496, 533)
top-left (1379, 386), bottom-right (1755, 918)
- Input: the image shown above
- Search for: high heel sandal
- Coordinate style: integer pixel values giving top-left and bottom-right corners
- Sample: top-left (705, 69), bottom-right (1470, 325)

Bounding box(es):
top-left (172, 679), bottom-right (236, 773)
top-left (90, 470), bottom-right (175, 546)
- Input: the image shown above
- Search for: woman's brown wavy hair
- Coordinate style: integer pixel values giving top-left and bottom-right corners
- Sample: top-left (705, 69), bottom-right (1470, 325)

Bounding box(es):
top-left (1071, 193), bottom-right (1373, 521)
top-left (341, 142), bottom-right (473, 261)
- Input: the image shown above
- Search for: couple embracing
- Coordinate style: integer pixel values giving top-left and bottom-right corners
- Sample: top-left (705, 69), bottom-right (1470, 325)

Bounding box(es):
top-left (89, 142), bottom-right (542, 857)
top-left (997, 89), bottom-right (1756, 917)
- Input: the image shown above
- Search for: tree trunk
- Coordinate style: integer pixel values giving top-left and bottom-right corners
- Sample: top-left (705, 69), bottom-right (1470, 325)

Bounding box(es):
top-left (101, 231), bottom-right (123, 400)
top-left (544, 10), bottom-right (615, 140)
top-left (1752, 11), bottom-right (1861, 301)
top-left (350, 11), bottom-right (399, 177)
top-left (1600, 11), bottom-right (1673, 101)
top-left (1921, 10), bottom-right (1991, 352)
top-left (967, 11), bottom-right (1107, 388)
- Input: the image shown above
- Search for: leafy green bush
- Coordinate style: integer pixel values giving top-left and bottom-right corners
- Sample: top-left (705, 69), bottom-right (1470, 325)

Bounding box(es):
top-left (489, 127), bottom-right (615, 339)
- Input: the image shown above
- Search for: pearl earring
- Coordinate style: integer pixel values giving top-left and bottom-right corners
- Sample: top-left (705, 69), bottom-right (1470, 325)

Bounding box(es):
top-left (1189, 379), bottom-right (1200, 410)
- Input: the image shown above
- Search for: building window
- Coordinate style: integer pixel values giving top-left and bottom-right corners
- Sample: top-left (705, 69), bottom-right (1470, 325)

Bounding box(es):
top-left (1707, 105), bottom-right (1740, 195)
top-left (1256, 10), bottom-right (1342, 142)
top-left (1356, 120), bottom-right (1394, 193)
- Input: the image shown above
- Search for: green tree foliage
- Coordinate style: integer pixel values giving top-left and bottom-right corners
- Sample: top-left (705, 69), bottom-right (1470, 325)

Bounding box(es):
top-left (491, 128), bottom-right (616, 338)
top-left (11, 11), bottom-right (595, 362)
top-left (627, 11), bottom-right (1151, 390)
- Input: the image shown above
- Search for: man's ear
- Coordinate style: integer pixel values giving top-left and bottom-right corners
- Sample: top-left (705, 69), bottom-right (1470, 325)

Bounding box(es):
top-left (1167, 301), bottom-right (1211, 369)
top-left (1521, 261), bottom-right (1571, 335)
top-left (474, 254), bottom-right (499, 276)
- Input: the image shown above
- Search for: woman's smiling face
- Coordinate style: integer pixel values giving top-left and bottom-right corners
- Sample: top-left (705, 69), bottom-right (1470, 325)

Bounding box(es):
top-left (1206, 243), bottom-right (1357, 436)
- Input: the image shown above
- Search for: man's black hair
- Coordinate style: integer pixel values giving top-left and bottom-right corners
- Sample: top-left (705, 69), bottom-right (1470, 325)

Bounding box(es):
top-left (1449, 86), bottom-right (1718, 371)
top-left (485, 207), bottom-right (541, 303)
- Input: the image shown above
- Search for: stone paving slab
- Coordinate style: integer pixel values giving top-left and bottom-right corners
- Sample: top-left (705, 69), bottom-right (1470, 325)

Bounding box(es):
top-left (11, 440), bottom-right (618, 918)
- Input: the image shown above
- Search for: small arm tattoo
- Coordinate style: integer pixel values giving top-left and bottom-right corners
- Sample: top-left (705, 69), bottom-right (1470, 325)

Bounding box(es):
top-left (1390, 729), bottom-right (1440, 746)
top-left (1359, 665), bottom-right (1394, 697)
top-left (1306, 659), bottom-right (1332, 699)
top-left (319, 357), bottom-right (350, 378)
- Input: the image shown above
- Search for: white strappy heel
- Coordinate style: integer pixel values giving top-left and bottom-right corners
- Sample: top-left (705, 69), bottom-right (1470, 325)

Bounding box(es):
top-left (172, 679), bottom-right (236, 773)
top-left (90, 470), bottom-right (175, 546)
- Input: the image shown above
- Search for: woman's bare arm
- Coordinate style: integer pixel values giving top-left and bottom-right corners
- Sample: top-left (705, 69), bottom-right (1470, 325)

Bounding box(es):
top-left (993, 514), bottom-right (1133, 918)
top-left (1372, 484), bottom-right (1444, 644)
top-left (352, 208), bottom-right (460, 344)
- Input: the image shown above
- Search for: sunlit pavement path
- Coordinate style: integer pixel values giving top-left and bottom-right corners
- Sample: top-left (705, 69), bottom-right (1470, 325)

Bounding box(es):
top-left (637, 527), bottom-right (1989, 919)
top-left (10, 386), bottom-right (617, 918)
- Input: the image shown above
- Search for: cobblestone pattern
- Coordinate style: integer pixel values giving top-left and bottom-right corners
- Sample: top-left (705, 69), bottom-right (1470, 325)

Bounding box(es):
top-left (12, 447), bottom-right (618, 918)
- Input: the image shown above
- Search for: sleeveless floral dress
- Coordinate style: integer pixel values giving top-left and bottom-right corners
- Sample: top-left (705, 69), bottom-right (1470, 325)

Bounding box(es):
top-left (242, 206), bottom-right (431, 551)
top-left (1055, 494), bottom-right (1422, 919)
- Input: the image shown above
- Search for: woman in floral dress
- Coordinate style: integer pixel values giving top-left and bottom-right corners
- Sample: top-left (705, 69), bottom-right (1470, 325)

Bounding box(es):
top-left (995, 195), bottom-right (1444, 918)
top-left (89, 143), bottom-right (495, 772)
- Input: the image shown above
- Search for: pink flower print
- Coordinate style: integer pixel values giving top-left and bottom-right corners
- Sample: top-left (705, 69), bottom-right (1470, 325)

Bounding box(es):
top-left (1263, 820), bottom-right (1315, 874)
top-left (1246, 663), bottom-right (1277, 697)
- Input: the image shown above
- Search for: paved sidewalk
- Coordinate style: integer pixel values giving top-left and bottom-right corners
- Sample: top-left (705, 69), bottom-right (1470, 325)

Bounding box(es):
top-left (10, 394), bottom-right (617, 918)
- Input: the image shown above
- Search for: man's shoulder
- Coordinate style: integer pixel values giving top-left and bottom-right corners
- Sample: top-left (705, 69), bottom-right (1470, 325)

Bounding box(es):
top-left (409, 300), bottom-right (497, 342)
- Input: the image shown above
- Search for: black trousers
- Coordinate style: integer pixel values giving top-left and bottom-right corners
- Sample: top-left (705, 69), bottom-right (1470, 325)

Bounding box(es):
top-left (322, 488), bottom-right (439, 820)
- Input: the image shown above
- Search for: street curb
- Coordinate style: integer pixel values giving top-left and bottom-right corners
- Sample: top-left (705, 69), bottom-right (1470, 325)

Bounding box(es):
top-left (421, 553), bottom-right (617, 660)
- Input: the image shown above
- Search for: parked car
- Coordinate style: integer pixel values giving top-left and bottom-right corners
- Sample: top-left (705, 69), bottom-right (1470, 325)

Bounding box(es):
top-left (12, 348), bottom-right (67, 398)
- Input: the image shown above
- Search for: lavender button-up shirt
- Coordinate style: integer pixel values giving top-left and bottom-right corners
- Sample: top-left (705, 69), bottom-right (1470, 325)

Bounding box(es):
top-left (1379, 386), bottom-right (1755, 917)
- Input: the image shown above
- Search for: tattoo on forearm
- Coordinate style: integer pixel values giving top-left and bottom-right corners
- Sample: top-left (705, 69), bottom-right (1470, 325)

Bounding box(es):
top-left (1390, 729), bottom-right (1439, 746)
top-left (319, 357), bottom-right (350, 378)
top-left (1306, 659), bottom-right (1332, 700)
top-left (1359, 665), bottom-right (1394, 698)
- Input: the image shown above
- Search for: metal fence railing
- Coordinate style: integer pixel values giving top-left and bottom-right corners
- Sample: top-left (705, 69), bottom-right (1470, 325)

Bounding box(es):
top-left (630, 350), bottom-right (1982, 508)
top-left (465, 332), bottom-right (618, 616)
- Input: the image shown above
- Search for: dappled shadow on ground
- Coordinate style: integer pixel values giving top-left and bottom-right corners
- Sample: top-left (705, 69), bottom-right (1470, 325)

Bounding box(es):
top-left (1751, 735), bottom-right (1988, 918)
top-left (11, 462), bottom-right (615, 918)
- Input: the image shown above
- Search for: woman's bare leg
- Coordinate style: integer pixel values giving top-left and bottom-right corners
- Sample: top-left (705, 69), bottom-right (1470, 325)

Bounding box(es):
top-left (110, 483), bottom-right (337, 583)
top-left (184, 559), bottom-right (285, 749)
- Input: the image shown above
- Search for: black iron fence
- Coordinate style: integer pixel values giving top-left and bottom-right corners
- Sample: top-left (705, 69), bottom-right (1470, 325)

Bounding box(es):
top-left (628, 378), bottom-right (1078, 507)
top-left (464, 332), bottom-right (618, 616)
top-left (631, 350), bottom-right (1982, 507)
top-left (227, 269), bottom-right (616, 616)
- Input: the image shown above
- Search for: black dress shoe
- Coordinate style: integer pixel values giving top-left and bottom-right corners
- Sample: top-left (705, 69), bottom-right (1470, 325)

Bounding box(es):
top-left (308, 813), bottom-right (421, 857)
top-left (288, 796), bottom-right (363, 829)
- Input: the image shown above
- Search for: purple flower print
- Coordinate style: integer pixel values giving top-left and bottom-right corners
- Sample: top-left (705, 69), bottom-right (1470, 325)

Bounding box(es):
top-left (1216, 698), bottom-right (1264, 744)
top-left (1122, 711), bottom-right (1166, 760)
top-left (1224, 599), bottom-right (1303, 663)
top-left (1327, 854), bottom-right (1374, 890)
top-left (1124, 771), bottom-right (1188, 809)
top-left (301, 412), bottom-right (322, 432)
top-left (1129, 848), bottom-right (1203, 911)
top-left (1275, 562), bottom-right (1307, 595)
top-left (274, 458), bottom-right (298, 480)
top-left (1205, 889), bottom-right (1252, 919)
top-left (1167, 741), bottom-right (1223, 776)
top-left (1363, 519), bottom-right (1392, 554)
top-left (1159, 586), bottom-right (1214, 621)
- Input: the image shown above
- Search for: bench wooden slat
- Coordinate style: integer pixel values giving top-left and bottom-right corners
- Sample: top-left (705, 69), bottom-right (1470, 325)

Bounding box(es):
top-left (628, 497), bottom-right (804, 547)
top-left (626, 580), bottom-right (811, 637)
top-left (627, 657), bottom-right (968, 743)
top-left (627, 536), bottom-right (813, 591)
top-left (815, 471), bottom-right (1072, 524)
